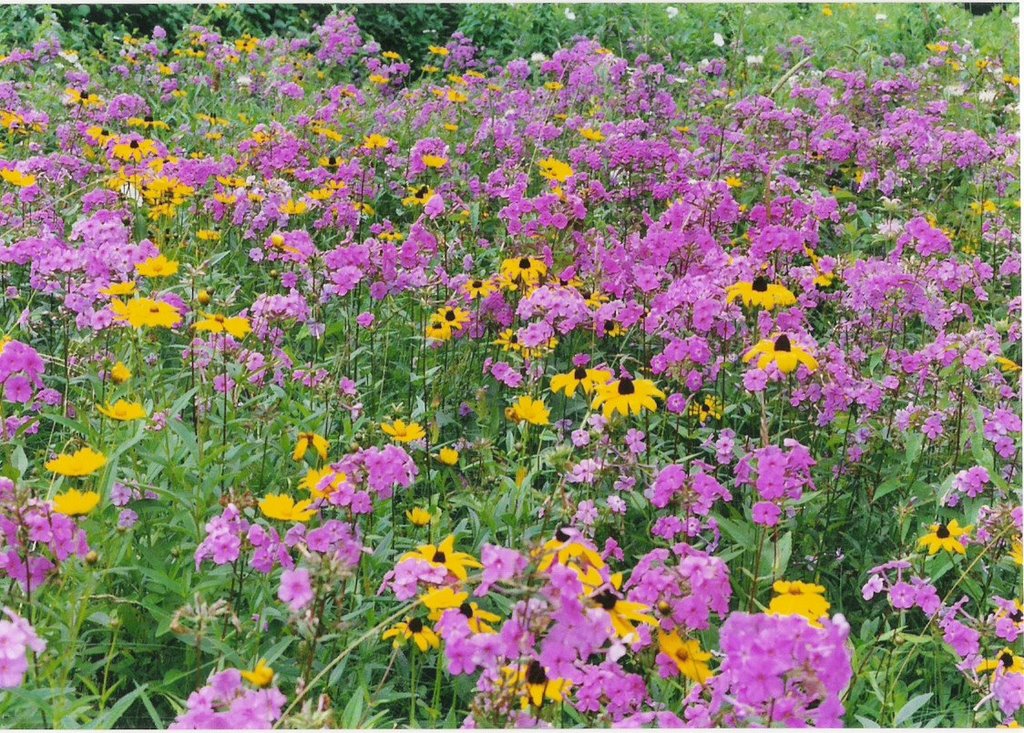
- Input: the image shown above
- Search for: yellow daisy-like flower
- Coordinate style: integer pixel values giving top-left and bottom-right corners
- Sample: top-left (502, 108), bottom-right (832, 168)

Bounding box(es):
top-left (437, 447), bottom-right (459, 465)
top-left (537, 157), bottom-right (574, 183)
top-left (362, 133), bottom-right (392, 150)
top-left (420, 587), bottom-right (468, 621)
top-left (96, 399), bottom-right (147, 421)
top-left (258, 494), bottom-right (317, 523)
top-left (110, 361), bottom-right (132, 384)
top-left (463, 277), bottom-right (496, 300)
top-left (917, 519), bottom-right (972, 556)
top-left (550, 365), bottom-right (613, 398)
top-left (499, 256), bottom-right (547, 287)
top-left (0, 169), bottom-right (36, 188)
top-left (658, 631), bottom-right (714, 684)
top-left (421, 154), bottom-right (448, 169)
top-left (506, 395), bottom-right (550, 426)
top-left (427, 45), bottom-right (450, 56)
top-left (135, 254), bottom-right (179, 278)
top-left (52, 489), bottom-right (101, 517)
top-left (300, 467), bottom-right (347, 500)
top-left (425, 306), bottom-right (469, 342)
top-left (241, 659), bottom-right (274, 688)
top-left (46, 447), bottom-right (107, 477)
top-left (579, 127), bottom-right (605, 142)
top-left (501, 661), bottom-right (572, 710)
top-left (726, 276), bottom-right (797, 310)
top-left (743, 333), bottom-right (819, 374)
top-left (293, 432), bottom-right (329, 462)
top-left (194, 313), bottom-right (252, 339)
top-left (401, 535), bottom-right (481, 581)
top-left (767, 580), bottom-right (831, 627)
top-left (280, 199), bottom-right (308, 215)
top-left (976, 647), bottom-right (1024, 676)
top-left (382, 617), bottom-right (440, 652)
top-left (591, 376), bottom-right (664, 419)
top-left (111, 298), bottom-right (182, 329)
top-left (381, 419), bottom-right (426, 443)
top-left (590, 583), bottom-right (658, 642)
top-left (406, 507), bottom-right (432, 527)
top-left (112, 137), bottom-right (158, 163)
top-left (100, 281), bottom-right (136, 297)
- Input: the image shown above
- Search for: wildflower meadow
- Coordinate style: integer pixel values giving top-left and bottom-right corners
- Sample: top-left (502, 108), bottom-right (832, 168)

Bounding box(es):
top-left (0, 2), bottom-right (1020, 728)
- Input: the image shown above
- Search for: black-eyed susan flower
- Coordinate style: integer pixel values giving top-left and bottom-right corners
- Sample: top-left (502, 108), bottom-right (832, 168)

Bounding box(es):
top-left (381, 420), bottom-right (425, 443)
top-left (406, 507), bottom-right (432, 526)
top-left (420, 587), bottom-right (467, 620)
top-left (362, 133), bottom-right (392, 150)
top-left (658, 631), bottom-right (714, 684)
top-left (46, 447), bottom-right (107, 477)
top-left (194, 313), bottom-right (251, 339)
top-left (293, 432), bottom-right (329, 462)
top-left (976, 648), bottom-right (1024, 676)
top-left (426, 306), bottom-right (469, 341)
top-left (726, 276), bottom-right (797, 310)
top-left (767, 580), bottom-right (831, 627)
top-left (241, 659), bottom-right (274, 688)
top-left (52, 489), bottom-right (101, 517)
top-left (456, 601), bottom-right (500, 634)
top-left (743, 333), bottom-right (819, 374)
top-left (96, 399), bottom-right (147, 421)
top-left (688, 394), bottom-right (724, 424)
top-left (506, 395), bottom-right (550, 426)
top-left (258, 494), bottom-right (317, 523)
top-left (579, 127), bottom-right (605, 142)
top-left (500, 256), bottom-right (547, 287)
top-left (917, 519), bottom-right (972, 556)
top-left (382, 617), bottom-right (440, 652)
top-left (590, 581), bottom-right (658, 642)
top-left (463, 278), bottom-right (496, 300)
top-left (591, 376), bottom-right (664, 419)
top-left (501, 661), bottom-right (572, 710)
top-left (550, 365), bottom-right (612, 398)
top-left (0, 169), bottom-right (36, 188)
top-left (112, 137), bottom-right (158, 163)
top-left (420, 154), bottom-right (447, 169)
top-left (401, 535), bottom-right (481, 581)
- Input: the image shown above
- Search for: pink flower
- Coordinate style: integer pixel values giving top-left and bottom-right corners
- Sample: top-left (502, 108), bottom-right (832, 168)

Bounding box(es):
top-left (278, 567), bottom-right (314, 611)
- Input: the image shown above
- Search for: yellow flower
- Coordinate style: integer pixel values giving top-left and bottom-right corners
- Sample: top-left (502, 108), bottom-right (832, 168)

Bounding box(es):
top-left (995, 356), bottom-right (1021, 373)
top-left (362, 133), bottom-right (392, 150)
top-left (52, 489), bottom-right (101, 517)
top-left (499, 256), bottom-right (547, 287)
top-left (506, 396), bottom-right (550, 426)
top-left (0, 168), bottom-right (36, 188)
top-left (300, 467), bottom-right (347, 500)
top-left (402, 184), bottom-right (437, 208)
top-left (135, 254), bottom-right (179, 278)
top-left (46, 447), bottom-right (107, 477)
top-left (743, 334), bottom-right (819, 374)
top-left (591, 376), bottom-right (664, 419)
top-left (550, 365), bottom-right (612, 398)
top-left (537, 157), bottom-right (574, 183)
top-left (280, 199), bottom-right (308, 215)
top-left (976, 648), bottom-right (1024, 676)
top-left (382, 618), bottom-right (440, 652)
top-left (590, 581), bottom-right (657, 642)
top-left (381, 419), bottom-right (426, 443)
top-left (194, 313), bottom-right (251, 339)
top-left (293, 432), bottom-right (329, 462)
top-left (501, 661), bottom-right (572, 710)
top-left (421, 154), bottom-right (448, 169)
top-left (917, 519), bottom-right (972, 556)
top-left (241, 659), bottom-right (274, 688)
top-left (428, 45), bottom-right (450, 56)
top-left (463, 277), bottom-right (496, 299)
top-left (726, 277), bottom-right (797, 310)
top-left (724, 176), bottom-right (743, 188)
top-left (658, 631), bottom-right (714, 684)
top-left (425, 306), bottom-right (470, 342)
top-left (111, 298), bottom-right (182, 329)
top-left (100, 281), bottom-right (136, 297)
top-left (258, 494), bottom-right (317, 523)
top-left (97, 399), bottom-right (147, 421)
top-left (420, 587), bottom-right (467, 620)
top-left (768, 580), bottom-right (831, 627)
top-left (437, 447), bottom-right (459, 465)
top-left (401, 535), bottom-right (481, 581)
top-left (110, 361), bottom-right (132, 384)
top-left (369, 73), bottom-right (390, 85)
top-left (579, 127), bottom-right (605, 142)
top-left (112, 137), bottom-right (158, 162)
top-left (406, 507), bottom-right (432, 527)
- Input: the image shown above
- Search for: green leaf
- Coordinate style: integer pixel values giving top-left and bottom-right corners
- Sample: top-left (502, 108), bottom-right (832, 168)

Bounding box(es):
top-left (894, 692), bottom-right (933, 726)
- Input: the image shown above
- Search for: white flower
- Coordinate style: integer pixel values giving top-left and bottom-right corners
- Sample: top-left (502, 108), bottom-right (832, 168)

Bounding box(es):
top-left (875, 12), bottom-right (887, 21)
top-left (564, 8), bottom-right (576, 21)
top-left (746, 55), bottom-right (764, 66)
top-left (530, 52), bottom-right (547, 63)
top-left (979, 89), bottom-right (997, 103)
top-left (713, 32), bottom-right (725, 48)
top-left (666, 6), bottom-right (679, 18)
top-left (237, 74), bottom-right (253, 87)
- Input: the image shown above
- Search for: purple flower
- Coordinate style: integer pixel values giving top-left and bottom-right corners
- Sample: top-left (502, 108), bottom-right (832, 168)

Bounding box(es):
top-left (278, 568), bottom-right (314, 611)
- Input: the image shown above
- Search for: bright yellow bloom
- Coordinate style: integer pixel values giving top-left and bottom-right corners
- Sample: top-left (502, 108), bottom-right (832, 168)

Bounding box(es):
top-left (293, 432), bottom-right (329, 462)
top-left (406, 507), bottom-right (432, 526)
top-left (194, 313), bottom-right (252, 339)
top-left (280, 199), bottom-right (308, 215)
top-left (258, 494), bottom-right (317, 522)
top-left (382, 618), bottom-right (440, 652)
top-left (579, 127), bottom-right (605, 142)
top-left (421, 154), bottom-right (448, 169)
top-left (437, 447), bottom-right (459, 465)
top-left (658, 631), bottom-right (714, 684)
top-left (46, 447), bottom-right (107, 477)
top-left (425, 306), bottom-right (470, 341)
top-left (100, 281), bottom-right (136, 297)
top-left (401, 535), bottom-right (481, 581)
top-left (381, 419), bottom-right (426, 443)
top-left (135, 255), bottom-right (179, 278)
top-left (420, 587), bottom-right (467, 620)
top-left (110, 361), bottom-right (132, 384)
top-left (550, 365), bottom-right (612, 398)
top-left (537, 157), bottom-right (574, 183)
top-left (362, 133), bottom-right (392, 150)
top-left (768, 580), bottom-right (831, 627)
top-left (97, 399), bottom-right (147, 421)
top-left (591, 376), bottom-right (664, 419)
top-left (976, 648), bottom-right (1024, 676)
top-left (52, 489), bottom-right (101, 517)
top-left (300, 467), bottom-right (347, 500)
top-left (590, 583), bottom-right (657, 642)
top-left (428, 45), bottom-right (450, 56)
top-left (501, 661), bottom-right (572, 710)
top-left (743, 334), bottom-right (818, 374)
top-left (506, 395), bottom-right (550, 426)
top-left (112, 137), bottom-right (158, 162)
top-left (500, 256), bottom-right (547, 287)
top-left (917, 519), bottom-right (972, 556)
top-left (241, 659), bottom-right (274, 688)
top-left (463, 277), bottom-right (496, 299)
top-left (726, 277), bottom-right (797, 310)
top-left (0, 169), bottom-right (36, 187)
top-left (111, 298), bottom-right (182, 329)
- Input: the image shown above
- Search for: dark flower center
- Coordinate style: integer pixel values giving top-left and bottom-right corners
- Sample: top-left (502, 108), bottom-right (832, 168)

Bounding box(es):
top-left (592, 589), bottom-right (618, 611)
top-left (518, 257), bottom-right (531, 270)
top-left (1010, 610), bottom-right (1022, 623)
top-left (525, 660), bottom-right (547, 685)
top-left (617, 378), bottom-right (636, 395)
top-left (149, 306), bottom-right (160, 314)
top-left (752, 276), bottom-right (769, 292)
top-left (432, 550), bottom-right (446, 563)
top-left (459, 603), bottom-right (474, 618)
top-left (509, 334), bottom-right (518, 344)
top-left (415, 185), bottom-right (428, 197)
top-left (408, 618), bottom-right (424, 633)
top-left (444, 310), bottom-right (456, 322)
top-left (555, 527), bottom-right (570, 542)
top-left (471, 280), bottom-right (482, 289)
top-left (936, 524), bottom-right (951, 539)
top-left (573, 366), bottom-right (587, 380)
top-left (144, 115), bottom-right (154, 123)
top-left (581, 290), bottom-right (592, 300)
top-left (130, 140), bottom-right (140, 149)
top-left (1000, 651), bottom-right (1014, 668)
top-left (773, 334), bottom-right (792, 352)
top-left (604, 320), bottom-right (615, 332)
